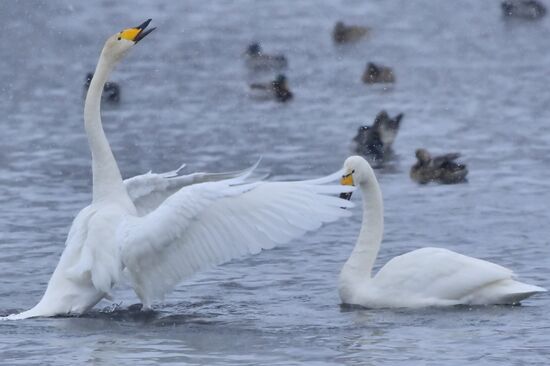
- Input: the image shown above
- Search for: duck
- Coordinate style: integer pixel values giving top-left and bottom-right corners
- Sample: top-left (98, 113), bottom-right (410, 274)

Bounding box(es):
top-left (362, 62), bottom-right (395, 84)
top-left (2, 20), bottom-right (354, 320)
top-left (244, 42), bottom-right (288, 71)
top-left (85, 72), bottom-right (120, 103)
top-left (502, 0), bottom-right (546, 19)
top-left (249, 74), bottom-right (293, 102)
top-left (352, 111), bottom-right (404, 166)
top-left (332, 21), bottom-right (370, 43)
top-left (410, 148), bottom-right (468, 184)
top-left (338, 155), bottom-right (546, 308)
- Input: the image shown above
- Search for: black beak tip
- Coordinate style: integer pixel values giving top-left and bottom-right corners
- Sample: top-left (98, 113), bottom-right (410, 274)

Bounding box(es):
top-left (137, 18), bottom-right (152, 30)
top-left (135, 27), bottom-right (156, 43)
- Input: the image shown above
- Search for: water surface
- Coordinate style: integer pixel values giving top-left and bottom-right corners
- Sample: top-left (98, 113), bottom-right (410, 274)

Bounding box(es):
top-left (1, 1), bottom-right (549, 364)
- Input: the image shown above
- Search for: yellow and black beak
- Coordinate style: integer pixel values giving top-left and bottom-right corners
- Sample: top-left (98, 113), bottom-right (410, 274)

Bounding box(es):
top-left (119, 19), bottom-right (156, 43)
top-left (339, 172), bottom-right (354, 200)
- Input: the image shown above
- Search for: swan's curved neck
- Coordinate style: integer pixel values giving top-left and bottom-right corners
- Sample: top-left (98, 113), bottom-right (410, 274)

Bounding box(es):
top-left (343, 172), bottom-right (384, 280)
top-left (84, 52), bottom-right (125, 202)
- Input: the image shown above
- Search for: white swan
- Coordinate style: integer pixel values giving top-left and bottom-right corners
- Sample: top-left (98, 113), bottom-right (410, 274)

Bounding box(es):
top-left (338, 156), bottom-right (546, 308)
top-left (2, 20), bottom-right (355, 320)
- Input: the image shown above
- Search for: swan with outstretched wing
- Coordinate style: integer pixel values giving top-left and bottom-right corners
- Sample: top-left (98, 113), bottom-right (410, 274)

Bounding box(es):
top-left (3, 20), bottom-right (353, 320)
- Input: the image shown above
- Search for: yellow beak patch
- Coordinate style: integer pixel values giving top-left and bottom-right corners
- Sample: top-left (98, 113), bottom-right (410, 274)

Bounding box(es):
top-left (340, 174), bottom-right (354, 186)
top-left (119, 28), bottom-right (141, 42)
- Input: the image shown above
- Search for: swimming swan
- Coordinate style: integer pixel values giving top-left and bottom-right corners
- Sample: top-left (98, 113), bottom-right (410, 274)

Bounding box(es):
top-left (338, 156), bottom-right (545, 308)
top-left (2, 20), bottom-right (354, 320)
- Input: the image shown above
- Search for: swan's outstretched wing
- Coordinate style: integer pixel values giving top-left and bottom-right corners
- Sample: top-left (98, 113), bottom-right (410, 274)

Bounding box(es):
top-left (119, 169), bottom-right (354, 305)
top-left (374, 247), bottom-right (514, 301)
top-left (124, 160), bottom-right (261, 216)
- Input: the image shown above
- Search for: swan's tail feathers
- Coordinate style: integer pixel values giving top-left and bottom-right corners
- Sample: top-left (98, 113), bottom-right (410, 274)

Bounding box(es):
top-left (1, 309), bottom-right (40, 320)
top-left (474, 280), bottom-right (547, 305)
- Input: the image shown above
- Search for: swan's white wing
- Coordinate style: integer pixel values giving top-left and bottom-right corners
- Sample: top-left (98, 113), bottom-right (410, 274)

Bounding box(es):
top-left (124, 160), bottom-right (261, 216)
top-left (374, 247), bottom-right (514, 301)
top-left (119, 170), bottom-right (354, 305)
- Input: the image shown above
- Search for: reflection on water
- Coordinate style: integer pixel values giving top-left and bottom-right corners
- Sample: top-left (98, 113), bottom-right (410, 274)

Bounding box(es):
top-left (1, 0), bottom-right (549, 365)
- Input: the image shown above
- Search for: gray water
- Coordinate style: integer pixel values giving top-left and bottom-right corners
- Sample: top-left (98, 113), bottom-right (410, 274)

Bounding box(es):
top-left (1, 0), bottom-right (549, 364)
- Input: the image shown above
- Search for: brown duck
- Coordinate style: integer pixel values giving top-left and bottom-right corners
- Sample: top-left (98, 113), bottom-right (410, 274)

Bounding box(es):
top-left (410, 149), bottom-right (468, 184)
top-left (362, 62), bottom-right (395, 84)
top-left (332, 21), bottom-right (370, 43)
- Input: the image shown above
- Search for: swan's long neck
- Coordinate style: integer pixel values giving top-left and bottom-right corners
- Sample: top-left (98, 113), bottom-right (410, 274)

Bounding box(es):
top-left (84, 52), bottom-right (125, 202)
top-left (343, 172), bottom-right (384, 280)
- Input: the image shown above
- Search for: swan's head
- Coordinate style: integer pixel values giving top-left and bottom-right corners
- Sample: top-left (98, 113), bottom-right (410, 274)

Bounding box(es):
top-left (101, 19), bottom-right (155, 64)
top-left (339, 156), bottom-right (373, 200)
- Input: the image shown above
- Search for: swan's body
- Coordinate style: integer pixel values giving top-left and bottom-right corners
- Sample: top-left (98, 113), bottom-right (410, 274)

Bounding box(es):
top-left (3, 21), bottom-right (354, 320)
top-left (338, 156), bottom-right (545, 308)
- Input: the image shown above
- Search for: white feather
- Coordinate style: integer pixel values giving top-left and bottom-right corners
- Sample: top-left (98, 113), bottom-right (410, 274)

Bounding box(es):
top-left (124, 158), bottom-right (261, 216)
top-left (120, 172), bottom-right (355, 306)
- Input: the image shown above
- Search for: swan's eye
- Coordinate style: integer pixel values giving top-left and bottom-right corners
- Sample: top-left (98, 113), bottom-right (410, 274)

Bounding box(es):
top-left (352, 170), bottom-right (355, 174)
top-left (117, 37), bottom-right (121, 41)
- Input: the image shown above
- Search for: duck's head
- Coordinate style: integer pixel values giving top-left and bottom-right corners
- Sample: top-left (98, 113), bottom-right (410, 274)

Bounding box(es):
top-left (246, 43), bottom-right (262, 56)
top-left (100, 19), bottom-right (155, 64)
top-left (415, 148), bottom-right (431, 163)
top-left (366, 62), bottom-right (379, 75)
top-left (273, 74), bottom-right (288, 88)
top-left (339, 156), bottom-right (373, 199)
top-left (353, 125), bottom-right (370, 142)
top-left (372, 111), bottom-right (389, 129)
top-left (85, 72), bottom-right (94, 86)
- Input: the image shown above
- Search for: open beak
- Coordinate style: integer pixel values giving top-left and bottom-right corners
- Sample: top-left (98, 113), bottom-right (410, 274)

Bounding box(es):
top-left (133, 19), bottom-right (156, 43)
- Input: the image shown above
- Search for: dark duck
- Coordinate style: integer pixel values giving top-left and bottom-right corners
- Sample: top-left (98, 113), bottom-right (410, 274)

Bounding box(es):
top-left (410, 149), bottom-right (468, 184)
top-left (244, 43), bottom-right (288, 71)
top-left (352, 111), bottom-right (404, 167)
top-left (84, 72), bottom-right (120, 103)
top-left (362, 62), bottom-right (395, 84)
top-left (502, 0), bottom-right (546, 19)
top-left (332, 21), bottom-right (370, 43)
top-left (250, 74), bottom-right (293, 103)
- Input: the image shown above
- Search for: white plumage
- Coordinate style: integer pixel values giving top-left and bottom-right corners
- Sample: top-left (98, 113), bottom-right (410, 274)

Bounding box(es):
top-left (2, 21), bottom-right (353, 320)
top-left (338, 156), bottom-right (546, 308)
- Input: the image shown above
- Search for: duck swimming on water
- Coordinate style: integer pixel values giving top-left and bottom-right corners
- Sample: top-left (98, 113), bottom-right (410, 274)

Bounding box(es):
top-left (410, 148), bottom-right (468, 184)
top-left (502, 0), bottom-right (546, 19)
top-left (352, 111), bottom-right (403, 166)
top-left (244, 42), bottom-right (288, 71)
top-left (85, 72), bottom-right (120, 103)
top-left (332, 21), bottom-right (370, 43)
top-left (362, 62), bottom-right (395, 84)
top-left (250, 74), bottom-right (293, 102)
